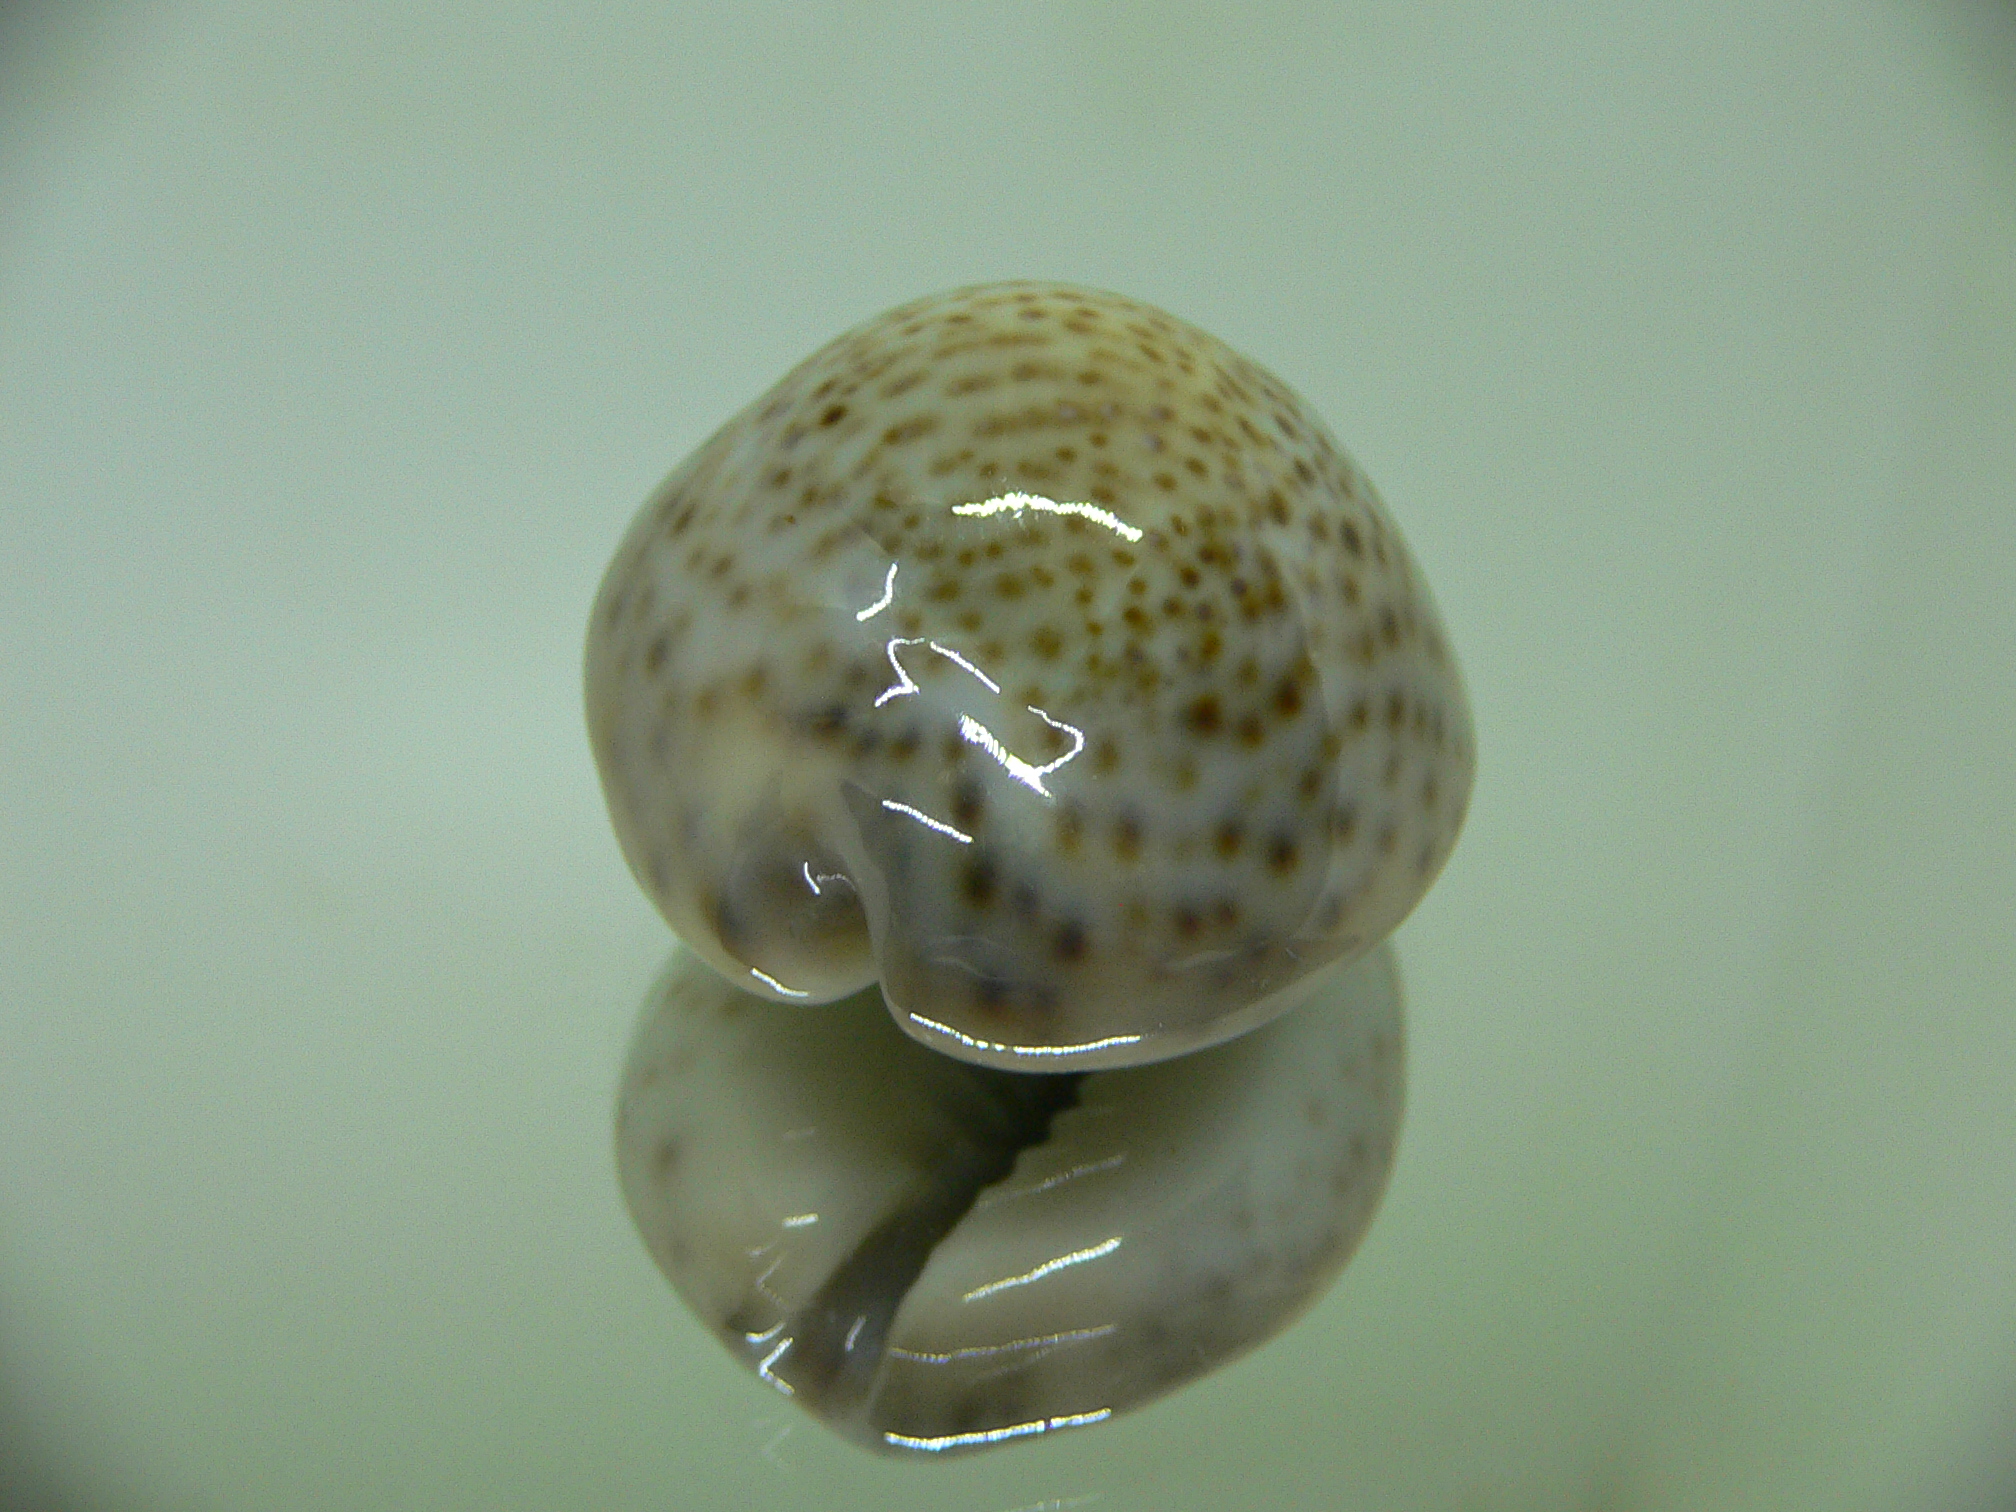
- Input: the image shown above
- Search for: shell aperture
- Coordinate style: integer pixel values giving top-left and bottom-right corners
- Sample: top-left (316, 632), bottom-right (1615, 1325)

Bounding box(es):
top-left (615, 943), bottom-right (1403, 1457)
top-left (590, 283), bottom-right (1468, 1453)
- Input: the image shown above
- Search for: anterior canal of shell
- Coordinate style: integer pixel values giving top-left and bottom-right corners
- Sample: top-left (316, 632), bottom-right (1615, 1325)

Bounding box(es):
top-left (615, 943), bottom-right (1403, 1457)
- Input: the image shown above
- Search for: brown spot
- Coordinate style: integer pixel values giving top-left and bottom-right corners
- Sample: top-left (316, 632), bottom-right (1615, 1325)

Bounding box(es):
top-left (1054, 802), bottom-right (1084, 854)
top-left (951, 781), bottom-right (985, 830)
top-left (1184, 695), bottom-right (1223, 736)
top-left (1113, 812), bottom-right (1142, 861)
top-left (819, 403), bottom-right (848, 427)
top-left (962, 855), bottom-right (998, 908)
top-left (1053, 920), bottom-right (1088, 963)
top-left (1214, 820), bottom-right (1244, 859)
top-left (1266, 834), bottom-right (1300, 875)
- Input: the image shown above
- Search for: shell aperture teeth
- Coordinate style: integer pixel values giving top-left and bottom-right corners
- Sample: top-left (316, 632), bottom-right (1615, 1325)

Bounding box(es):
top-left (615, 944), bottom-right (1404, 1456)
top-left (748, 1072), bottom-right (1085, 1418)
top-left (593, 282), bottom-right (1460, 1453)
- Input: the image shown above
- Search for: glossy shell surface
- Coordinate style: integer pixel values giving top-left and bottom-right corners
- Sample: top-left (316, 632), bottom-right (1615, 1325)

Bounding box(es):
top-left (586, 282), bottom-right (1472, 1070)
top-left (615, 943), bottom-right (1404, 1457)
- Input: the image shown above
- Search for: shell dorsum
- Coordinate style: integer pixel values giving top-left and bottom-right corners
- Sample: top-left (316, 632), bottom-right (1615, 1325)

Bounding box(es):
top-left (587, 282), bottom-right (1472, 1069)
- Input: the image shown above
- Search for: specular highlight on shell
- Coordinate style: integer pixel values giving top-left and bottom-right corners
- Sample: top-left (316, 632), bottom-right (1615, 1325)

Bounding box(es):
top-left (616, 943), bottom-right (1404, 1457)
top-left (589, 281), bottom-right (1471, 1455)
top-left (587, 282), bottom-right (1472, 1072)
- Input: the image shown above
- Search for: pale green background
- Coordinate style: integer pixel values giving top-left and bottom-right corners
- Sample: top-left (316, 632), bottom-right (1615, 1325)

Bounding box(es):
top-left (3, 3), bottom-right (2013, 1509)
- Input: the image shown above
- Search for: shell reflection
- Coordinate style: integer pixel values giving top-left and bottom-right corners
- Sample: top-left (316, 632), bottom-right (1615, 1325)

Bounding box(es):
top-left (615, 944), bottom-right (1403, 1457)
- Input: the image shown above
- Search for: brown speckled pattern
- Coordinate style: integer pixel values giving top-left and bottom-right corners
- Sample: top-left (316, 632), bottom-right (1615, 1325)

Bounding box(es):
top-left (588, 283), bottom-right (1471, 1068)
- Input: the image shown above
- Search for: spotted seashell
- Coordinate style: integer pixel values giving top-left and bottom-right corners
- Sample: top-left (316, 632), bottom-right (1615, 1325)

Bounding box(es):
top-left (615, 942), bottom-right (1403, 1457)
top-left (587, 282), bottom-right (1471, 1070)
